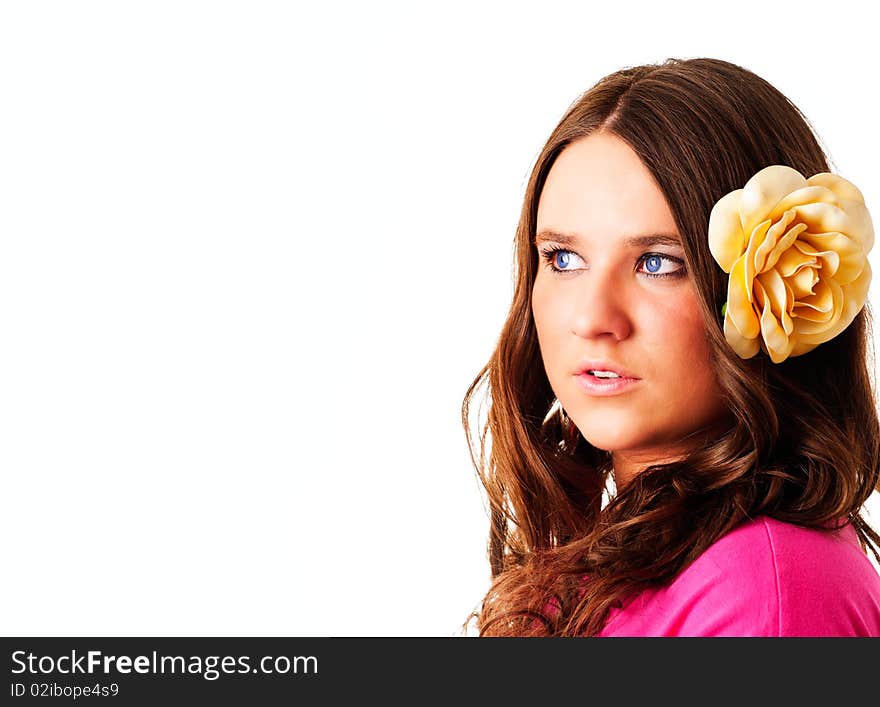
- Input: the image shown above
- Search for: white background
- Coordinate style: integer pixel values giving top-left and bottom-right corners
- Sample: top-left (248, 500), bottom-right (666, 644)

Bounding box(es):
top-left (1, 0), bottom-right (878, 637)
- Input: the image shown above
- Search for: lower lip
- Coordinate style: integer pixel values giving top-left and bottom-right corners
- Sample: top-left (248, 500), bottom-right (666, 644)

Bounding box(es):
top-left (574, 373), bottom-right (640, 396)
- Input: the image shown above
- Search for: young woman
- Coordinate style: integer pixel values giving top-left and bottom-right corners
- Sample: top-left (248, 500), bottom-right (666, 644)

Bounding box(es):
top-left (461, 57), bottom-right (880, 637)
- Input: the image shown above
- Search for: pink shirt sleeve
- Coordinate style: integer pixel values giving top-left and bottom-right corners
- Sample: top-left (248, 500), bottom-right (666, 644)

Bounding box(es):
top-left (599, 516), bottom-right (880, 637)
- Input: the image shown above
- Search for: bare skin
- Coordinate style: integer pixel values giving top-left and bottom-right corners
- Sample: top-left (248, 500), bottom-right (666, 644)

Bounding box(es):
top-left (531, 132), bottom-right (731, 491)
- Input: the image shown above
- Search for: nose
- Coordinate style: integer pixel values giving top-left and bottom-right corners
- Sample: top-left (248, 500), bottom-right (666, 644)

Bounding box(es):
top-left (569, 267), bottom-right (634, 342)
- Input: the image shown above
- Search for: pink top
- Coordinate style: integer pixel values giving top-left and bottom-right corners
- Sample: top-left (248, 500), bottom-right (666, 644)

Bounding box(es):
top-left (597, 515), bottom-right (880, 637)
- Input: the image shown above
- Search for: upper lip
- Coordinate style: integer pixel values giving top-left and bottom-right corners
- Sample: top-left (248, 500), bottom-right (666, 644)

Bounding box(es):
top-left (574, 360), bottom-right (640, 379)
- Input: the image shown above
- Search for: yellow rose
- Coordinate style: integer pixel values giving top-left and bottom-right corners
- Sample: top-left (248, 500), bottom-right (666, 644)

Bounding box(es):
top-left (708, 165), bottom-right (874, 363)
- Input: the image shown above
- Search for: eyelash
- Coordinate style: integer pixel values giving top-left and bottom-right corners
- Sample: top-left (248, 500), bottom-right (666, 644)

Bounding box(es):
top-left (537, 246), bottom-right (687, 280)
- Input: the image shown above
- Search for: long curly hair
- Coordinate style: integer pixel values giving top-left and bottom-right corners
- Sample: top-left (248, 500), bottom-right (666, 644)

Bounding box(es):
top-left (461, 57), bottom-right (880, 637)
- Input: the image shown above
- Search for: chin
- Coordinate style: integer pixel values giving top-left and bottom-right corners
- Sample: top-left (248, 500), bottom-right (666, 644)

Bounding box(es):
top-left (579, 430), bottom-right (644, 453)
top-left (575, 417), bottom-right (671, 453)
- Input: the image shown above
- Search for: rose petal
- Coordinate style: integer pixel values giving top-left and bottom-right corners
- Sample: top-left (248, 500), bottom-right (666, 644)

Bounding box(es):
top-left (775, 244), bottom-right (816, 278)
top-left (794, 239), bottom-right (846, 276)
top-left (787, 263), bottom-right (819, 299)
top-left (739, 165), bottom-right (807, 236)
top-left (724, 314), bottom-right (760, 358)
top-left (708, 188), bottom-right (746, 272)
top-left (799, 276), bottom-right (835, 313)
top-left (727, 255), bottom-right (760, 337)
top-left (793, 278), bottom-right (842, 334)
top-left (757, 268), bottom-right (793, 335)
top-left (768, 185), bottom-right (838, 222)
top-left (838, 199), bottom-right (875, 253)
top-left (798, 231), bottom-right (865, 284)
top-left (807, 172), bottom-right (865, 204)
top-left (757, 285), bottom-right (792, 364)
top-left (766, 336), bottom-right (795, 364)
top-left (753, 210), bottom-right (794, 272)
top-left (794, 263), bottom-right (870, 345)
top-left (788, 338), bottom-right (819, 358)
top-left (744, 219), bottom-right (772, 284)
top-left (782, 281), bottom-right (795, 336)
top-left (813, 248), bottom-right (840, 278)
top-left (791, 201), bottom-right (851, 236)
top-left (763, 220), bottom-right (807, 272)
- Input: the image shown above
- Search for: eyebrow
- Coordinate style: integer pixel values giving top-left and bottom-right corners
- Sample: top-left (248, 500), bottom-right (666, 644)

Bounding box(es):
top-left (534, 229), bottom-right (683, 249)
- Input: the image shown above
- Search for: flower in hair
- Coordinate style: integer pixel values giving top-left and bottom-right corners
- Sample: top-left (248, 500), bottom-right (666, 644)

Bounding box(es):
top-left (708, 165), bottom-right (874, 363)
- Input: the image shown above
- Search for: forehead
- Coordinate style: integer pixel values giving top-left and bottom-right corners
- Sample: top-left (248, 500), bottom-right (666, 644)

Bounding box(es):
top-left (536, 133), bottom-right (679, 241)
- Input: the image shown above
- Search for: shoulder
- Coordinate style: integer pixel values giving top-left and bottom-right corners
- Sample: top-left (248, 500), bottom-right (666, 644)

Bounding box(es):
top-left (679, 516), bottom-right (880, 636)
top-left (601, 515), bottom-right (880, 637)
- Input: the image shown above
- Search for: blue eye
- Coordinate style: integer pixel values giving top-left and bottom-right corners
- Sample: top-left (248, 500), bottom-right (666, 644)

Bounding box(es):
top-left (645, 255), bottom-right (662, 273)
top-left (537, 247), bottom-right (686, 280)
top-left (538, 247), bottom-right (584, 272)
top-left (638, 253), bottom-right (685, 278)
top-left (554, 251), bottom-right (573, 270)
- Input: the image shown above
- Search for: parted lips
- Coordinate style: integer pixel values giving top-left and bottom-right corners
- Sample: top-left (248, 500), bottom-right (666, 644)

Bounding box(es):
top-left (708, 165), bottom-right (874, 363)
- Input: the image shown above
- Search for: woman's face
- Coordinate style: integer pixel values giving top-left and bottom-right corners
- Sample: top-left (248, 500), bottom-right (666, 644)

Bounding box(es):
top-left (532, 133), bottom-right (729, 484)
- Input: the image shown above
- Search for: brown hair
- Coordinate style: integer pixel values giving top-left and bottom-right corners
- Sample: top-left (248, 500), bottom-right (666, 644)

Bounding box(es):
top-left (461, 57), bottom-right (880, 636)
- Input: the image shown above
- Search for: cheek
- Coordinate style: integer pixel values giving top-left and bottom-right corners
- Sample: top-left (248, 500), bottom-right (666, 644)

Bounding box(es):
top-left (531, 282), bottom-right (568, 380)
top-left (532, 281), bottom-right (568, 336)
top-left (647, 287), bottom-right (702, 339)
top-left (532, 281), bottom-right (557, 338)
top-left (646, 293), bottom-right (719, 396)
